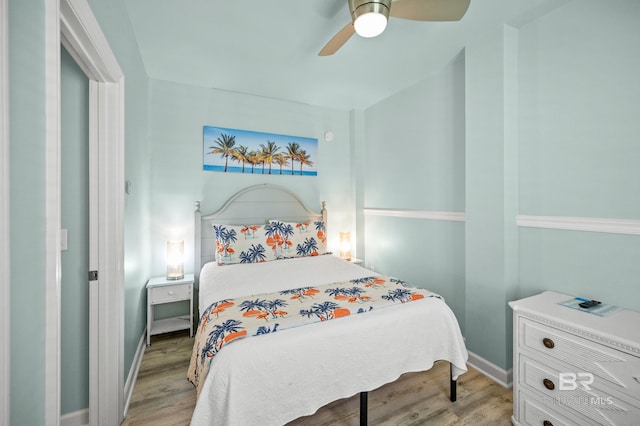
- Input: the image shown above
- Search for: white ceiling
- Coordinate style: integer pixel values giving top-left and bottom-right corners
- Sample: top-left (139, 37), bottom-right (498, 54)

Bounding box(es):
top-left (123, 0), bottom-right (569, 110)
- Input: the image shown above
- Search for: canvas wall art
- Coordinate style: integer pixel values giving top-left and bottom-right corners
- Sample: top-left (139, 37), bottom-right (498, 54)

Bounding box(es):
top-left (203, 125), bottom-right (318, 176)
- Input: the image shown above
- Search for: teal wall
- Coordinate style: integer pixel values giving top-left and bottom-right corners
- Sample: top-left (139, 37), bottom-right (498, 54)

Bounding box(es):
top-left (359, 0), bottom-right (640, 372)
top-left (147, 79), bottom-right (353, 280)
top-left (60, 46), bottom-right (90, 415)
top-left (518, 0), bottom-right (640, 219)
top-left (9, 0), bottom-right (151, 421)
top-left (464, 25), bottom-right (519, 371)
top-left (9, 0), bottom-right (47, 423)
top-left (516, 0), bottom-right (640, 309)
top-left (361, 54), bottom-right (466, 327)
top-left (88, 0), bottom-right (152, 389)
top-left (7, 1), bottom-right (640, 424)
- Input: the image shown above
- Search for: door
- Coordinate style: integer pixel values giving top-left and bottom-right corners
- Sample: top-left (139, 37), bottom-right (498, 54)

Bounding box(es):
top-left (56, 0), bottom-right (126, 424)
top-left (60, 45), bottom-right (90, 419)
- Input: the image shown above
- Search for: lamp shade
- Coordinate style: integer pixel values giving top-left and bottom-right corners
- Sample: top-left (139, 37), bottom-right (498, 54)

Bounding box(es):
top-left (339, 232), bottom-right (352, 261)
top-left (167, 240), bottom-right (184, 280)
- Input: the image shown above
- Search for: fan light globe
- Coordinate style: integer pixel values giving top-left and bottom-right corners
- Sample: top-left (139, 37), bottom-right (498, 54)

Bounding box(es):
top-left (350, 0), bottom-right (391, 38)
top-left (354, 12), bottom-right (388, 38)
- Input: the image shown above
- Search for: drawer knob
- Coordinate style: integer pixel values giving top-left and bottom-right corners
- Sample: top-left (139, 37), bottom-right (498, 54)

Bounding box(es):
top-left (634, 376), bottom-right (640, 384)
top-left (168, 291), bottom-right (174, 295)
top-left (542, 337), bottom-right (555, 349)
top-left (543, 421), bottom-right (554, 426)
top-left (543, 378), bottom-right (555, 390)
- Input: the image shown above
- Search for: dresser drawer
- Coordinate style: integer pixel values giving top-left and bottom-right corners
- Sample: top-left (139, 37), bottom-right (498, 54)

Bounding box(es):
top-left (520, 355), bottom-right (640, 425)
top-left (149, 283), bottom-right (192, 304)
top-left (519, 318), bottom-right (640, 399)
top-left (519, 392), bottom-right (581, 426)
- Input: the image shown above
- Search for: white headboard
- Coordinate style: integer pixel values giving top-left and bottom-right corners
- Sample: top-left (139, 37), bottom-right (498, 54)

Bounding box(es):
top-left (194, 183), bottom-right (327, 284)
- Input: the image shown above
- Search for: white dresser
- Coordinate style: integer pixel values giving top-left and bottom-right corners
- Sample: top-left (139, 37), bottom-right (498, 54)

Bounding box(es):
top-left (510, 291), bottom-right (640, 426)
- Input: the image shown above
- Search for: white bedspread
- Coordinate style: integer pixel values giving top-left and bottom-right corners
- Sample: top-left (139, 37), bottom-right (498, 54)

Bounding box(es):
top-left (191, 255), bottom-right (468, 426)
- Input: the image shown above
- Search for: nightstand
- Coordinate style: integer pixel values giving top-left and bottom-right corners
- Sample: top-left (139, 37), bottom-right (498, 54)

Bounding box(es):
top-left (146, 273), bottom-right (194, 346)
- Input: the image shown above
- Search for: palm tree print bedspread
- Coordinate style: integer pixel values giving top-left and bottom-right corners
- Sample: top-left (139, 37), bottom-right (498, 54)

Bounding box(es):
top-left (188, 276), bottom-right (441, 394)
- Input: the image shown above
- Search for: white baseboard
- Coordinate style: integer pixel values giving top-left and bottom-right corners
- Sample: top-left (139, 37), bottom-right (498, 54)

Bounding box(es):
top-left (59, 329), bottom-right (146, 426)
top-left (124, 328), bottom-right (147, 418)
top-left (466, 351), bottom-right (513, 389)
top-left (60, 408), bottom-right (89, 426)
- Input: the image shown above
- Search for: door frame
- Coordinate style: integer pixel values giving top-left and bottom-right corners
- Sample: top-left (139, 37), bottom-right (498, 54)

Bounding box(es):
top-left (48, 0), bottom-right (125, 423)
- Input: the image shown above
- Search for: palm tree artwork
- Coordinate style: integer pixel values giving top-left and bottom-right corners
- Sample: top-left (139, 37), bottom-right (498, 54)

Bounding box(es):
top-left (231, 145), bottom-right (249, 173)
top-left (259, 141), bottom-right (280, 175)
top-left (298, 150), bottom-right (313, 174)
top-left (273, 153), bottom-right (289, 175)
top-left (246, 151), bottom-right (261, 173)
top-left (208, 133), bottom-right (236, 172)
top-left (203, 126), bottom-right (318, 176)
top-left (286, 142), bottom-right (302, 175)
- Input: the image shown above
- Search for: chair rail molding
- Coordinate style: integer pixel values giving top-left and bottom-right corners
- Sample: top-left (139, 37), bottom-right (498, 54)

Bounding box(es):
top-left (517, 215), bottom-right (640, 235)
top-left (363, 208), bottom-right (465, 222)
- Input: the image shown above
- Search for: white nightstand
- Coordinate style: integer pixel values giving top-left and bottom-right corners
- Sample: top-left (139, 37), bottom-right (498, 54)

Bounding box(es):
top-left (146, 273), bottom-right (194, 346)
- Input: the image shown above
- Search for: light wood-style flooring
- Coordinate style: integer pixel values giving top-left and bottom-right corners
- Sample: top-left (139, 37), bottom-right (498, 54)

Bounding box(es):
top-left (123, 331), bottom-right (513, 425)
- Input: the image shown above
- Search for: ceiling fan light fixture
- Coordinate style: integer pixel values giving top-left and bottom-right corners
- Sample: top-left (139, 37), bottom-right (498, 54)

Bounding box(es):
top-left (350, 0), bottom-right (391, 38)
top-left (354, 12), bottom-right (388, 38)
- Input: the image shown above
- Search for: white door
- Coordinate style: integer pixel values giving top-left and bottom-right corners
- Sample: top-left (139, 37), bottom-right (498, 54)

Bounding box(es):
top-left (60, 44), bottom-right (91, 420)
top-left (54, 0), bottom-right (126, 424)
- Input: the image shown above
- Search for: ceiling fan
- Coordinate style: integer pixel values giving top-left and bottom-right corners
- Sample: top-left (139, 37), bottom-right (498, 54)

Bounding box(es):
top-left (319, 0), bottom-right (471, 56)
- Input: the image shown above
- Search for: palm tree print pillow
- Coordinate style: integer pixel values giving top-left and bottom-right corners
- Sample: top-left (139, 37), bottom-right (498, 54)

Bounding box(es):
top-left (212, 224), bottom-right (278, 265)
top-left (266, 220), bottom-right (327, 258)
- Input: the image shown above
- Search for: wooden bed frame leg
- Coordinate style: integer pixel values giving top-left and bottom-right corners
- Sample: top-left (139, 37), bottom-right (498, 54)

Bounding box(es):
top-left (360, 391), bottom-right (368, 426)
top-left (450, 363), bottom-right (457, 402)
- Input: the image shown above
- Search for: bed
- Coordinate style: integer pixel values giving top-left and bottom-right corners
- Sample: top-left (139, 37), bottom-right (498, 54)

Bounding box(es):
top-left (189, 184), bottom-right (468, 425)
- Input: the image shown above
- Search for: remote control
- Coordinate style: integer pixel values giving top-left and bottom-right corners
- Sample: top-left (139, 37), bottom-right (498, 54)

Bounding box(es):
top-left (578, 299), bottom-right (601, 309)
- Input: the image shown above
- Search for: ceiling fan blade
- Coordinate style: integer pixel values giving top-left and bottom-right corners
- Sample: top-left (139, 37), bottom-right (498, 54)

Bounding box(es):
top-left (390, 0), bottom-right (471, 21)
top-left (318, 22), bottom-right (355, 56)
